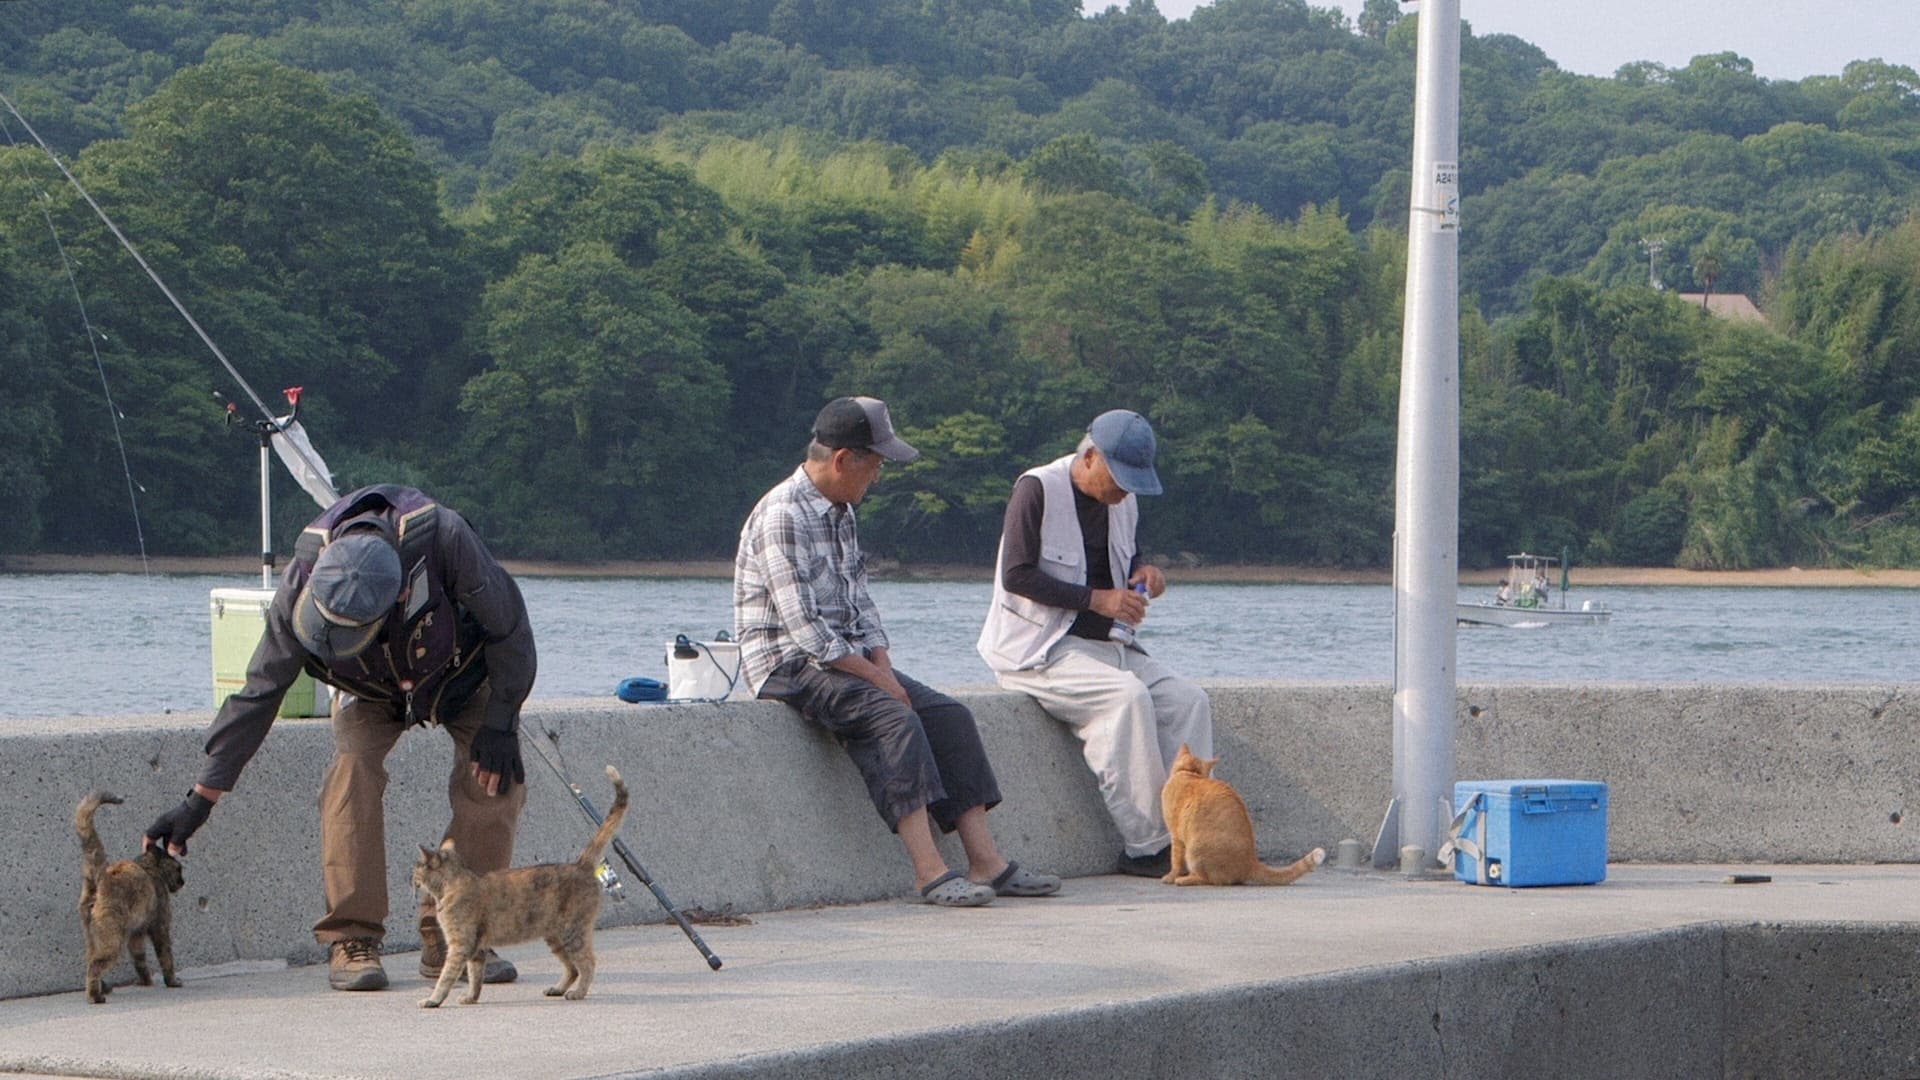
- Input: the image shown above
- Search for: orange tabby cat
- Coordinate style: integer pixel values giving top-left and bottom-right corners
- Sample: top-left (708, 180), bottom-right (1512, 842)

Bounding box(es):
top-left (1160, 744), bottom-right (1325, 886)
top-left (412, 765), bottom-right (627, 1007)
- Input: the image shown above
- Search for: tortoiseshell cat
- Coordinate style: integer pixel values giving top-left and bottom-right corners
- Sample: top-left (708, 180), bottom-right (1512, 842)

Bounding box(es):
top-left (77, 791), bottom-right (186, 1004)
top-left (412, 765), bottom-right (628, 1007)
top-left (1160, 745), bottom-right (1325, 887)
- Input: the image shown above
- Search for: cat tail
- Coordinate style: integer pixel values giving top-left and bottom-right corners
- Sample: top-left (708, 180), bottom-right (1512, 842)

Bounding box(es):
top-left (1247, 847), bottom-right (1327, 886)
top-left (575, 766), bottom-right (629, 866)
top-left (76, 790), bottom-right (125, 878)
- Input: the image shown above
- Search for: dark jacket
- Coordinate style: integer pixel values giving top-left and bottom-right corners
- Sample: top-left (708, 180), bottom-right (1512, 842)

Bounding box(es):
top-left (197, 486), bottom-right (536, 792)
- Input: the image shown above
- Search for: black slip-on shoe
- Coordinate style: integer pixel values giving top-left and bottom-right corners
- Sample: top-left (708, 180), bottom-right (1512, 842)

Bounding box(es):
top-left (1116, 847), bottom-right (1172, 878)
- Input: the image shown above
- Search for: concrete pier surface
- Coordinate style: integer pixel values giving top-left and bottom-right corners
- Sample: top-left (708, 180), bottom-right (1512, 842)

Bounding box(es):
top-left (11, 685), bottom-right (1918, 1076)
top-left (6, 864), bottom-right (1915, 1079)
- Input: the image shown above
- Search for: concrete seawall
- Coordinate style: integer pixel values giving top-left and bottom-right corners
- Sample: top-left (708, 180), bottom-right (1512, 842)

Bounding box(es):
top-left (11, 682), bottom-right (1918, 1001)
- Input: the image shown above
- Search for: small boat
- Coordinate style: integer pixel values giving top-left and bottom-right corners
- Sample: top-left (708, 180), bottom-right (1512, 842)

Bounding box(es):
top-left (1457, 552), bottom-right (1610, 628)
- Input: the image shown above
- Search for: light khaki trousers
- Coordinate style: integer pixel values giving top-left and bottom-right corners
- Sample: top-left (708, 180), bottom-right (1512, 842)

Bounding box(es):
top-left (311, 683), bottom-right (526, 944)
top-left (995, 636), bottom-right (1214, 856)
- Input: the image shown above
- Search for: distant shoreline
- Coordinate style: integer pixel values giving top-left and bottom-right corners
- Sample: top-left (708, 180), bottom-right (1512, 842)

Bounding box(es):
top-left (6, 553), bottom-right (1920, 588)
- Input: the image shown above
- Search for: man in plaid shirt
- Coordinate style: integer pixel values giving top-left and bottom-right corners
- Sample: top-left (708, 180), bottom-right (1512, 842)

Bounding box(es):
top-left (734, 396), bottom-right (1061, 908)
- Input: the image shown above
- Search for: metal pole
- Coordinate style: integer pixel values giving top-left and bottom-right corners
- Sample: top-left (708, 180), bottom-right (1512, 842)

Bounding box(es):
top-left (258, 437), bottom-right (273, 589)
top-left (1375, 0), bottom-right (1461, 871)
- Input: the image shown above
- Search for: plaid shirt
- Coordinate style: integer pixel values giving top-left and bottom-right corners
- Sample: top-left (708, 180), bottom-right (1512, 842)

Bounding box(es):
top-left (734, 466), bottom-right (889, 693)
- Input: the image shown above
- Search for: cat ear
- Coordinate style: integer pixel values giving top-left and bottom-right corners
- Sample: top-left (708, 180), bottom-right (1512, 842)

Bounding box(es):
top-left (440, 838), bottom-right (457, 853)
top-left (418, 844), bottom-right (436, 859)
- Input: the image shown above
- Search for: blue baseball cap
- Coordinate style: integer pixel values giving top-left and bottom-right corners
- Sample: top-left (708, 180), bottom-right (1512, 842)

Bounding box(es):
top-left (293, 531), bottom-right (402, 662)
top-left (1087, 409), bottom-right (1162, 496)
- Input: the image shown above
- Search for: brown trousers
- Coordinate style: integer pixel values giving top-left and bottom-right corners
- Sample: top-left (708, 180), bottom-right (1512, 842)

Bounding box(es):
top-left (311, 682), bottom-right (526, 944)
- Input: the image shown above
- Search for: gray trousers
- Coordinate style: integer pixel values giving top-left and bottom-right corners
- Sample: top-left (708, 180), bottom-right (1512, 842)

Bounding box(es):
top-left (760, 659), bottom-right (1001, 833)
top-left (995, 636), bottom-right (1213, 855)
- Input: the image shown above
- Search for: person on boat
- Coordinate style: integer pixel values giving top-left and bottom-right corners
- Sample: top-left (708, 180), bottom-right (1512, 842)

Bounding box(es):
top-left (976, 409), bottom-right (1214, 879)
top-left (143, 484), bottom-right (535, 993)
top-left (733, 396), bottom-right (1061, 908)
top-left (1494, 578), bottom-right (1513, 606)
top-left (1534, 571), bottom-right (1552, 606)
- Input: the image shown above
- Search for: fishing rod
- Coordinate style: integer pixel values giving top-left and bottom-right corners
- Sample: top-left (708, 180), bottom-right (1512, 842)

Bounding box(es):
top-left (520, 717), bottom-right (724, 971)
top-left (0, 114), bottom-right (150, 571)
top-left (0, 85), bottom-right (331, 489)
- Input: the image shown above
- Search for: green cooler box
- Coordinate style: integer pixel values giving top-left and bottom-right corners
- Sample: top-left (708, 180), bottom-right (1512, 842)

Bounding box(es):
top-left (210, 587), bottom-right (329, 717)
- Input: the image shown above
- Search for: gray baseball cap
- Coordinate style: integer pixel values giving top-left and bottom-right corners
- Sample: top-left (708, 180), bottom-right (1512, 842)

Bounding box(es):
top-left (812, 396), bottom-right (921, 462)
top-left (1087, 409), bottom-right (1162, 496)
top-left (292, 531), bottom-right (402, 662)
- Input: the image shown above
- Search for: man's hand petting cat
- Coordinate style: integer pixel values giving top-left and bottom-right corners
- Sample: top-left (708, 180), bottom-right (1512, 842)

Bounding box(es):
top-left (469, 726), bottom-right (525, 796)
top-left (144, 789), bottom-right (217, 856)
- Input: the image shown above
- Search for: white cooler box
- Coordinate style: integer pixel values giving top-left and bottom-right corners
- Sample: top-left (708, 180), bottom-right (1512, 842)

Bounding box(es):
top-left (210, 587), bottom-right (329, 717)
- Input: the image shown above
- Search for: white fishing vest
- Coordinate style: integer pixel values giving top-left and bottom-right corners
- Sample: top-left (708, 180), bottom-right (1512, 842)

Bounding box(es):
top-left (977, 454), bottom-right (1138, 675)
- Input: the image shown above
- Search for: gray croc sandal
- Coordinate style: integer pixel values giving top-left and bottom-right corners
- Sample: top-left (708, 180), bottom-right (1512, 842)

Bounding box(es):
top-left (919, 870), bottom-right (994, 907)
top-left (990, 861), bottom-right (1062, 897)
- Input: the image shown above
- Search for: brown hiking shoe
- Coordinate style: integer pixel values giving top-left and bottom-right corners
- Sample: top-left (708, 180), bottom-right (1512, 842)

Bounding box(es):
top-left (418, 916), bottom-right (517, 984)
top-left (418, 916), bottom-right (447, 978)
top-left (328, 938), bottom-right (388, 991)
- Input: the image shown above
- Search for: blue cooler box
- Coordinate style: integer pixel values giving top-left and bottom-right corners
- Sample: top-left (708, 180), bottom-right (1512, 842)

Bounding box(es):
top-left (1448, 779), bottom-right (1608, 887)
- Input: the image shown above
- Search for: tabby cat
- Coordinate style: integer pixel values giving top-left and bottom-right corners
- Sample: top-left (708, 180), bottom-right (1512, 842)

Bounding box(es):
top-left (412, 765), bottom-right (628, 1007)
top-left (77, 791), bottom-right (185, 1004)
top-left (1160, 745), bottom-right (1325, 886)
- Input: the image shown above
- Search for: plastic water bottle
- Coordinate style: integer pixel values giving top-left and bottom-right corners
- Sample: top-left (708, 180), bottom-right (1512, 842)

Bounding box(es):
top-left (1110, 581), bottom-right (1149, 646)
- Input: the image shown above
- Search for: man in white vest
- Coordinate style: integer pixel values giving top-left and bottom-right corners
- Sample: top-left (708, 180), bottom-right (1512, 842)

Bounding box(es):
top-left (977, 409), bottom-right (1214, 877)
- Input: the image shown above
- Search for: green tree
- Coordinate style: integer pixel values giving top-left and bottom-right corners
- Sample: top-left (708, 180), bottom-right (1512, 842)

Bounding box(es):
top-left (1691, 234), bottom-right (1725, 303)
top-left (832, 267), bottom-right (1031, 422)
top-left (1776, 218), bottom-right (1920, 413)
top-left (461, 243), bottom-right (727, 556)
top-left (1586, 207), bottom-right (1761, 299)
top-left (6, 59), bottom-right (469, 553)
top-left (1613, 485), bottom-right (1688, 566)
top-left (1676, 422), bottom-right (1803, 569)
top-left (858, 411), bottom-right (1019, 562)
top-left (1019, 133), bottom-right (1134, 199)
top-left (101, 58), bottom-right (470, 435)
top-left (0, 198), bottom-right (65, 551)
top-left (1357, 0), bottom-right (1401, 41)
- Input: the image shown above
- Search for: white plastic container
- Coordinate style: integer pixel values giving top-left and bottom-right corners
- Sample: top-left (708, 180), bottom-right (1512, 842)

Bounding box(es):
top-left (664, 637), bottom-right (751, 702)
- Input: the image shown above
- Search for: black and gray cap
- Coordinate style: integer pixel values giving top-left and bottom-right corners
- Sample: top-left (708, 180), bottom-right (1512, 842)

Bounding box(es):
top-left (812, 396), bottom-right (921, 462)
top-left (292, 530), bottom-right (402, 662)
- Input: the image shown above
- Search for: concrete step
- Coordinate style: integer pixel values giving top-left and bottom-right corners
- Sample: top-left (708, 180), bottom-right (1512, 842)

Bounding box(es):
top-left (8, 865), bottom-right (1917, 1079)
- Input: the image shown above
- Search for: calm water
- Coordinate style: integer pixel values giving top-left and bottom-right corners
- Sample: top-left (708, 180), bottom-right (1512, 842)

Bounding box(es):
top-left (1, 573), bottom-right (1915, 719)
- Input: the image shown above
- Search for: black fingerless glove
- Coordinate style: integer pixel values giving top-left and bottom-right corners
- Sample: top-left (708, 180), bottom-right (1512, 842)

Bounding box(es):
top-left (145, 791), bottom-right (215, 855)
top-left (470, 726), bottom-right (526, 789)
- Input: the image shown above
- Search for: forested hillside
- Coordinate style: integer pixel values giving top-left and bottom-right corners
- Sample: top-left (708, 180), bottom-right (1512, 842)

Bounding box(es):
top-left (2, 0), bottom-right (1917, 568)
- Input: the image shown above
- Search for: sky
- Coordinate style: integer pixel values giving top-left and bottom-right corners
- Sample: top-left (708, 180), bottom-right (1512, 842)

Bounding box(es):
top-left (1142, 0), bottom-right (1918, 82)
